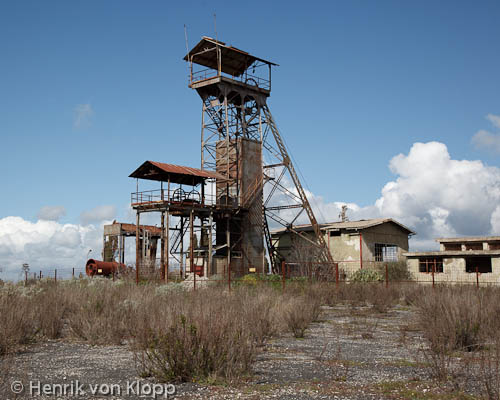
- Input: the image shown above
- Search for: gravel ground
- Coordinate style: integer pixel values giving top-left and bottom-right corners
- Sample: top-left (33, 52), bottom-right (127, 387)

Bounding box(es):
top-left (0, 305), bottom-right (483, 399)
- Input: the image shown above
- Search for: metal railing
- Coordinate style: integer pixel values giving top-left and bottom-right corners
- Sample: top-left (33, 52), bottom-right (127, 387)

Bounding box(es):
top-left (189, 68), bottom-right (271, 91)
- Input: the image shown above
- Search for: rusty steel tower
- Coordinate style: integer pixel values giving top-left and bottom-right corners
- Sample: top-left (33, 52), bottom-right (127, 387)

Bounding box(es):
top-left (185, 37), bottom-right (333, 272)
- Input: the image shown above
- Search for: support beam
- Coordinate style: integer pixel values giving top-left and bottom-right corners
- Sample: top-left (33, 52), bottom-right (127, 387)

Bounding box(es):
top-left (135, 212), bottom-right (140, 285)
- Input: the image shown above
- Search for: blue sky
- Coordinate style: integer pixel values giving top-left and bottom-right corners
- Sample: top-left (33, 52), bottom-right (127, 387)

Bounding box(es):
top-left (1, 1), bottom-right (500, 277)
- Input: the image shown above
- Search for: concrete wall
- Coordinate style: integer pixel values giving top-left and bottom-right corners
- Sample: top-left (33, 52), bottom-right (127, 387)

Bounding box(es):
top-left (273, 222), bottom-right (410, 278)
top-left (408, 256), bottom-right (500, 284)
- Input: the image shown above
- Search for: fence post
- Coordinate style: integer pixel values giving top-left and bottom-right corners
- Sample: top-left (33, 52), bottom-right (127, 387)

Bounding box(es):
top-left (39, 270), bottom-right (42, 280)
top-left (55, 269), bottom-right (57, 284)
top-left (25, 271), bottom-right (28, 286)
top-left (72, 267), bottom-right (75, 279)
top-left (335, 263), bottom-right (339, 287)
top-left (385, 263), bottom-right (388, 288)
top-left (432, 261), bottom-right (435, 289)
top-left (476, 266), bottom-right (479, 289)
top-left (281, 261), bottom-right (286, 294)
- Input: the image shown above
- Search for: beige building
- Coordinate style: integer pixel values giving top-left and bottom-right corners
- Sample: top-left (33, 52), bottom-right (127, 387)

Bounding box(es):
top-left (271, 218), bottom-right (414, 276)
top-left (405, 236), bottom-right (500, 284)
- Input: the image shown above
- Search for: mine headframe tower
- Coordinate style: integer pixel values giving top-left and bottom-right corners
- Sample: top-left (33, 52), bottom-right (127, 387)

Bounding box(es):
top-left (184, 36), bottom-right (334, 272)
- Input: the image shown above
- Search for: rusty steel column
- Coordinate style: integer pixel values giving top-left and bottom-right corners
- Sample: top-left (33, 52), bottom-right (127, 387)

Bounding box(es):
top-left (385, 263), bottom-right (388, 288)
top-left (359, 233), bottom-right (363, 269)
top-left (208, 212), bottom-right (213, 276)
top-left (227, 218), bottom-right (231, 291)
top-left (281, 260), bottom-right (285, 294)
top-left (432, 259), bottom-right (436, 289)
top-left (166, 208), bottom-right (169, 283)
top-left (136, 212), bottom-right (140, 285)
top-left (160, 211), bottom-right (165, 281)
top-left (180, 217), bottom-right (184, 279)
top-left (476, 266), bottom-right (479, 288)
top-left (190, 209), bottom-right (195, 290)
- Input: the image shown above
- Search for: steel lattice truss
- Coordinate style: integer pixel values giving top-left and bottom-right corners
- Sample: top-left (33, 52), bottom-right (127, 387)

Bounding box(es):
top-left (200, 89), bottom-right (333, 272)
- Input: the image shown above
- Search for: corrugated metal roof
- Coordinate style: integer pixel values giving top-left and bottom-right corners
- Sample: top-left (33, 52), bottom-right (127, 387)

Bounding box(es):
top-left (129, 161), bottom-right (226, 185)
top-left (271, 218), bottom-right (415, 235)
top-left (184, 37), bottom-right (277, 77)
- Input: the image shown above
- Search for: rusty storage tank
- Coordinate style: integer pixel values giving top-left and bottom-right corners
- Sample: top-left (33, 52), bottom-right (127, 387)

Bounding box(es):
top-left (85, 259), bottom-right (126, 277)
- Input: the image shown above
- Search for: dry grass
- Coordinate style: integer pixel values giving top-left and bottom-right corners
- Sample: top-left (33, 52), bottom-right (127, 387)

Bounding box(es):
top-left (414, 285), bottom-right (500, 397)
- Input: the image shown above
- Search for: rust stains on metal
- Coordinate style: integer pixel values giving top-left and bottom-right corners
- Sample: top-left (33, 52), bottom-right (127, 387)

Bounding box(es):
top-left (183, 36), bottom-right (277, 77)
top-left (129, 161), bottom-right (226, 185)
top-left (85, 259), bottom-right (126, 277)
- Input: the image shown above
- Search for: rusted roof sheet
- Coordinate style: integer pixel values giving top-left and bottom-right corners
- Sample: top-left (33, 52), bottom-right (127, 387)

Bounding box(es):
top-left (271, 218), bottom-right (415, 236)
top-left (184, 36), bottom-right (277, 77)
top-left (129, 161), bottom-right (226, 185)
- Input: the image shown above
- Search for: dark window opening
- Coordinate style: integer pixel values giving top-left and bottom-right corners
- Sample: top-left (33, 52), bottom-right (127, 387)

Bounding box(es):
top-left (465, 257), bottom-right (492, 273)
top-left (465, 243), bottom-right (483, 251)
top-left (443, 243), bottom-right (462, 251)
top-left (418, 257), bottom-right (443, 273)
top-left (375, 243), bottom-right (398, 262)
top-left (489, 242), bottom-right (500, 250)
top-left (329, 230), bottom-right (341, 237)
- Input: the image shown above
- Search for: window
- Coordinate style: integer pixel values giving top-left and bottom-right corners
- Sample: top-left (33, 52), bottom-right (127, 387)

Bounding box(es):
top-left (465, 257), bottom-right (492, 273)
top-left (418, 257), bottom-right (443, 273)
top-left (465, 243), bottom-right (483, 251)
top-left (329, 230), bottom-right (341, 237)
top-left (443, 243), bottom-right (462, 251)
top-left (374, 243), bottom-right (398, 262)
top-left (488, 242), bottom-right (500, 250)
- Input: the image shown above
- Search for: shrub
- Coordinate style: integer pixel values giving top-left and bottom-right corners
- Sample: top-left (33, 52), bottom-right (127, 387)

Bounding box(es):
top-left (377, 261), bottom-right (411, 282)
top-left (0, 288), bottom-right (39, 355)
top-left (131, 288), bottom-right (259, 382)
top-left (281, 294), bottom-right (322, 338)
top-left (350, 269), bottom-right (383, 283)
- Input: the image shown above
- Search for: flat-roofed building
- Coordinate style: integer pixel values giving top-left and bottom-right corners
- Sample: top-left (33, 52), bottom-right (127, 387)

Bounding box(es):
top-left (404, 236), bottom-right (500, 283)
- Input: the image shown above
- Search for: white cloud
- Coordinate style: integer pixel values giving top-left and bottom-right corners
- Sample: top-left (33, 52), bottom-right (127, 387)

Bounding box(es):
top-left (487, 113), bottom-right (500, 129)
top-left (36, 205), bottom-right (66, 221)
top-left (472, 130), bottom-right (500, 154)
top-left (269, 141), bottom-right (500, 251)
top-left (73, 103), bottom-right (93, 129)
top-left (0, 216), bottom-right (102, 281)
top-left (471, 113), bottom-right (500, 154)
top-left (80, 205), bottom-right (116, 226)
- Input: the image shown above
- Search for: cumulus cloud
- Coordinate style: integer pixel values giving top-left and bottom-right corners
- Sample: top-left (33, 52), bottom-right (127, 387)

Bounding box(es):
top-left (487, 114), bottom-right (500, 129)
top-left (472, 113), bottom-right (500, 154)
top-left (0, 216), bottom-right (102, 281)
top-left (36, 205), bottom-right (66, 221)
top-left (73, 103), bottom-right (93, 129)
top-left (80, 205), bottom-right (116, 226)
top-left (472, 130), bottom-right (500, 154)
top-left (270, 141), bottom-right (500, 251)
